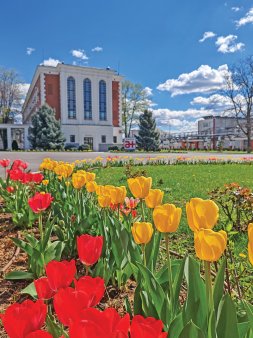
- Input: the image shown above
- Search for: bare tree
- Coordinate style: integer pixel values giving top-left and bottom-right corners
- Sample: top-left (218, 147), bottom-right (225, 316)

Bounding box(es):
top-left (122, 81), bottom-right (151, 138)
top-left (223, 56), bottom-right (253, 153)
top-left (0, 67), bottom-right (22, 123)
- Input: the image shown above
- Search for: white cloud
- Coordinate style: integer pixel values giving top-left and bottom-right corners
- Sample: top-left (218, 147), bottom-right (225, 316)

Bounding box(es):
top-left (236, 7), bottom-right (253, 27)
top-left (41, 58), bottom-right (61, 67)
top-left (215, 35), bottom-right (244, 53)
top-left (143, 86), bottom-right (153, 96)
top-left (157, 64), bottom-right (228, 96)
top-left (19, 83), bottom-right (30, 97)
top-left (199, 31), bottom-right (216, 43)
top-left (71, 49), bottom-right (89, 60)
top-left (231, 6), bottom-right (240, 12)
top-left (91, 46), bottom-right (103, 52)
top-left (26, 47), bottom-right (35, 55)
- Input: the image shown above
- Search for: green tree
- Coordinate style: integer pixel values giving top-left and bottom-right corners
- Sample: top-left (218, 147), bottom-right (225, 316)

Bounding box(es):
top-left (136, 110), bottom-right (160, 151)
top-left (122, 81), bottom-right (151, 137)
top-left (28, 105), bottom-right (65, 150)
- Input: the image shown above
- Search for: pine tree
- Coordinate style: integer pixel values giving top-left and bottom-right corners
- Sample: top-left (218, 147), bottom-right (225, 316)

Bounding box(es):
top-left (28, 105), bottom-right (65, 150)
top-left (136, 110), bottom-right (160, 151)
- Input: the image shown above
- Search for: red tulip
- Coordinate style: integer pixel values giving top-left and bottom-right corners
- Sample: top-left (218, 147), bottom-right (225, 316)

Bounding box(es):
top-left (77, 234), bottom-right (103, 266)
top-left (130, 315), bottom-right (168, 338)
top-left (45, 260), bottom-right (76, 291)
top-left (21, 172), bottom-right (44, 184)
top-left (34, 277), bottom-right (55, 300)
top-left (25, 331), bottom-right (53, 338)
top-left (0, 299), bottom-right (47, 338)
top-left (69, 308), bottom-right (130, 338)
top-left (28, 192), bottom-right (53, 213)
top-left (8, 168), bottom-right (24, 181)
top-left (0, 159), bottom-right (10, 167)
top-left (6, 186), bottom-right (15, 193)
top-left (53, 287), bottom-right (94, 326)
top-left (74, 276), bottom-right (105, 307)
top-left (12, 159), bottom-right (28, 170)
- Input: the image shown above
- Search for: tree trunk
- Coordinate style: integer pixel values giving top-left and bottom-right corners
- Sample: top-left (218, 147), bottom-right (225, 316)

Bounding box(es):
top-left (247, 132), bottom-right (251, 153)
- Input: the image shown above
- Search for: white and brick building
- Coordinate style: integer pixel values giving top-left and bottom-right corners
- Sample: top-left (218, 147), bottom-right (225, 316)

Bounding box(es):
top-left (22, 63), bottom-right (123, 151)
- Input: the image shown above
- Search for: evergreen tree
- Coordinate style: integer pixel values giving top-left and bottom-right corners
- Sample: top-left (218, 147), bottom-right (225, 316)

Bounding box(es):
top-left (28, 105), bottom-right (65, 150)
top-left (136, 110), bottom-right (160, 151)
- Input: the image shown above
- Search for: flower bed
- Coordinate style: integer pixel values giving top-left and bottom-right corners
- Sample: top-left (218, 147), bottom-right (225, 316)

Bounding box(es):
top-left (0, 158), bottom-right (253, 337)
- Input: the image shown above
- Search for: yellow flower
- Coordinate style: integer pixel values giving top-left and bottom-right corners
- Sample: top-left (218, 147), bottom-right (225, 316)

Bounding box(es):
top-left (248, 223), bottom-right (253, 265)
top-left (127, 176), bottom-right (152, 199)
top-left (54, 163), bottom-right (74, 178)
top-left (131, 222), bottom-right (154, 244)
top-left (86, 172), bottom-right (96, 182)
top-left (65, 181), bottom-right (71, 187)
top-left (239, 253), bottom-right (246, 258)
top-left (110, 186), bottom-right (127, 204)
top-left (72, 173), bottom-right (86, 189)
top-left (40, 158), bottom-right (58, 171)
top-left (98, 195), bottom-right (111, 208)
top-left (145, 189), bottom-right (164, 209)
top-left (194, 229), bottom-right (227, 262)
top-left (186, 198), bottom-right (219, 232)
top-left (42, 179), bottom-right (49, 186)
top-left (153, 203), bottom-right (182, 233)
top-left (86, 181), bottom-right (98, 193)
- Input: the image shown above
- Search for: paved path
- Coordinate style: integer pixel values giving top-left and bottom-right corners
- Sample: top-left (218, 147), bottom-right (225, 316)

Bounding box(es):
top-left (0, 151), bottom-right (252, 172)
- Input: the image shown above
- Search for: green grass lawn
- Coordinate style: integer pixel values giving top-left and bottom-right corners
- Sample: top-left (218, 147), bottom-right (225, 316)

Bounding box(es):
top-left (94, 163), bottom-right (253, 256)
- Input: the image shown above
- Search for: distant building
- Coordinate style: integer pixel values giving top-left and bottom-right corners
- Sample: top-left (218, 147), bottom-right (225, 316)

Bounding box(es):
top-left (22, 63), bottom-right (123, 151)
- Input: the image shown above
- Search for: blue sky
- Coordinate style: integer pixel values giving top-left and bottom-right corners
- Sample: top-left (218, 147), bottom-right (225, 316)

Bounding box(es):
top-left (1, 0), bottom-right (253, 131)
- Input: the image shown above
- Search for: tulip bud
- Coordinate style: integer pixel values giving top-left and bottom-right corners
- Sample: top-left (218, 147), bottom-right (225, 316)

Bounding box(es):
top-left (186, 198), bottom-right (219, 232)
top-left (145, 189), bottom-right (164, 208)
top-left (248, 223), bottom-right (253, 265)
top-left (127, 176), bottom-right (152, 199)
top-left (194, 229), bottom-right (227, 262)
top-left (131, 222), bottom-right (153, 244)
top-left (153, 204), bottom-right (182, 233)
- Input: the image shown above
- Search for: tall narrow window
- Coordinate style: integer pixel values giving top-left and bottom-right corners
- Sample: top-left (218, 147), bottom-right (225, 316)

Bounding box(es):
top-left (83, 78), bottom-right (92, 120)
top-left (99, 80), bottom-right (107, 121)
top-left (67, 76), bottom-right (76, 119)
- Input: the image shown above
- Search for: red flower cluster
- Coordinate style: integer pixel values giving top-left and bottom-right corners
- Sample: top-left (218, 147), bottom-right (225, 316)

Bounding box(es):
top-left (0, 299), bottom-right (52, 338)
top-left (28, 192), bottom-right (53, 213)
top-left (6, 186), bottom-right (15, 193)
top-left (110, 197), bottom-right (139, 218)
top-left (77, 234), bottom-right (103, 266)
top-left (8, 170), bottom-right (44, 184)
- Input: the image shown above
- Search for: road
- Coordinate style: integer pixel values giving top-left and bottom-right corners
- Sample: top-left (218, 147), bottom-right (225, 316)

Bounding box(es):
top-left (0, 151), bottom-right (252, 172)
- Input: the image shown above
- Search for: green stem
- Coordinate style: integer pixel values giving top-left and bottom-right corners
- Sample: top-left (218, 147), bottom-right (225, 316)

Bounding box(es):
top-left (140, 199), bottom-right (145, 222)
top-left (118, 204), bottom-right (120, 220)
top-left (39, 213), bottom-right (44, 241)
top-left (165, 233), bottom-right (174, 311)
top-left (204, 261), bottom-right (214, 312)
top-left (142, 244), bottom-right (146, 267)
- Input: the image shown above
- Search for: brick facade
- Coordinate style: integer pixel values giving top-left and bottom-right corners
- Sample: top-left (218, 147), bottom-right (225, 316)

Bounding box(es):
top-left (112, 81), bottom-right (120, 127)
top-left (44, 74), bottom-right (61, 120)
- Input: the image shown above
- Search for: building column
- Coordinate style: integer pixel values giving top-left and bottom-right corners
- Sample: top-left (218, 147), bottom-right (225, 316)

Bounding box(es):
top-left (7, 127), bottom-right (12, 150)
top-left (24, 127), bottom-right (30, 149)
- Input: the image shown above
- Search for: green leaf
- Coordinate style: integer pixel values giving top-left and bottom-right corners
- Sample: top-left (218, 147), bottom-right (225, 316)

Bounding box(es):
top-left (216, 294), bottom-right (239, 338)
top-left (46, 314), bottom-right (64, 337)
top-left (124, 296), bottom-right (133, 318)
top-left (213, 258), bottom-right (226, 313)
top-left (183, 256), bottom-right (207, 333)
top-left (179, 321), bottom-right (205, 338)
top-left (237, 322), bottom-right (250, 338)
top-left (21, 282), bottom-right (37, 298)
top-left (44, 241), bottom-right (65, 264)
top-left (5, 271), bottom-right (35, 280)
top-left (11, 237), bottom-right (33, 256)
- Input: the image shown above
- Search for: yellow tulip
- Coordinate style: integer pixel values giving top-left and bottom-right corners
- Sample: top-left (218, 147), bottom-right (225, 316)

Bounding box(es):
top-left (72, 173), bottom-right (86, 189)
top-left (153, 204), bottom-right (182, 233)
top-left (86, 172), bottom-right (96, 182)
top-left (145, 189), bottom-right (164, 208)
top-left (186, 198), bottom-right (219, 232)
top-left (96, 185), bottom-right (105, 196)
top-left (42, 179), bottom-right (49, 186)
top-left (98, 195), bottom-right (111, 208)
top-left (86, 181), bottom-right (98, 193)
top-left (110, 186), bottom-right (127, 204)
top-left (131, 222), bottom-right (153, 244)
top-left (194, 229), bottom-right (227, 262)
top-left (54, 163), bottom-right (74, 178)
top-left (127, 176), bottom-right (152, 199)
top-left (248, 223), bottom-right (253, 265)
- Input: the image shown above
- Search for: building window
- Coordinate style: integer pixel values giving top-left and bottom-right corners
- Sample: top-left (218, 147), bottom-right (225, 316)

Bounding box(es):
top-left (84, 137), bottom-right (93, 150)
top-left (99, 80), bottom-right (106, 121)
top-left (70, 135), bottom-right (75, 143)
top-left (113, 136), bottom-right (117, 143)
top-left (67, 76), bottom-right (76, 119)
top-left (83, 78), bottom-right (92, 120)
top-left (101, 135), bottom-right (106, 143)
